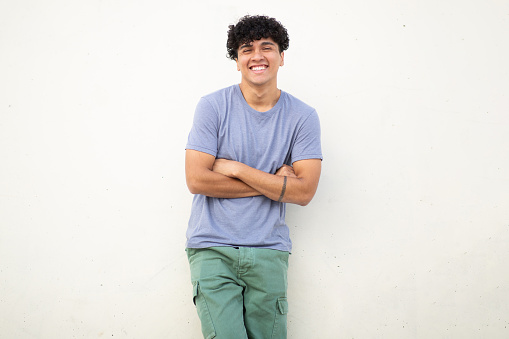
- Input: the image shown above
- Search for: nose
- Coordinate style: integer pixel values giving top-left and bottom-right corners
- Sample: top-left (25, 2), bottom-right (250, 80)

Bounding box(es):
top-left (251, 47), bottom-right (264, 60)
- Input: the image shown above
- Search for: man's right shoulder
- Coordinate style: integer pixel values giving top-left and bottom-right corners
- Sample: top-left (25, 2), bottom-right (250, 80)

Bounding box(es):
top-left (201, 84), bottom-right (237, 102)
top-left (195, 85), bottom-right (238, 119)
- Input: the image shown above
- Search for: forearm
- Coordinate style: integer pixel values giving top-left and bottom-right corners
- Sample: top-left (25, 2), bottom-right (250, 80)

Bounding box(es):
top-left (185, 149), bottom-right (261, 198)
top-left (186, 167), bottom-right (261, 198)
top-left (186, 150), bottom-right (320, 203)
top-left (230, 163), bottom-right (315, 206)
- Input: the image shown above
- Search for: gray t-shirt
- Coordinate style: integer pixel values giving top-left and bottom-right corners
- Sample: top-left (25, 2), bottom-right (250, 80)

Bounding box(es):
top-left (185, 84), bottom-right (322, 252)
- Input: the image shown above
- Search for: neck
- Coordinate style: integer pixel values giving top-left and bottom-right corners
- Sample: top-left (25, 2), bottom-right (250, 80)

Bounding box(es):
top-left (239, 82), bottom-right (281, 112)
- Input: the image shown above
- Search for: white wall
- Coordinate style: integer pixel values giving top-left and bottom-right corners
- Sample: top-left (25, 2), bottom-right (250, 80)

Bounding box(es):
top-left (1, 0), bottom-right (508, 338)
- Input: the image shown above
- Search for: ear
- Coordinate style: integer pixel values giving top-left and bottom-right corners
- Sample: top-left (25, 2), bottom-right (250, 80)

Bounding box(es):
top-left (235, 58), bottom-right (240, 71)
top-left (280, 52), bottom-right (285, 67)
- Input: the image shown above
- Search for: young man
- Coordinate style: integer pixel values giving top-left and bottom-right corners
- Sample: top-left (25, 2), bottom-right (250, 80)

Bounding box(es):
top-left (185, 15), bottom-right (322, 339)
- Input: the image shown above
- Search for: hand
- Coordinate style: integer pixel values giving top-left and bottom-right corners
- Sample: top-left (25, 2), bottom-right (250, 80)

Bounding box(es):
top-left (212, 158), bottom-right (240, 178)
top-left (275, 164), bottom-right (297, 178)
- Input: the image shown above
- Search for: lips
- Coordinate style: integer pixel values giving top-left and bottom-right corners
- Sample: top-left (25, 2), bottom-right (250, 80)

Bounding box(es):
top-left (250, 65), bottom-right (268, 71)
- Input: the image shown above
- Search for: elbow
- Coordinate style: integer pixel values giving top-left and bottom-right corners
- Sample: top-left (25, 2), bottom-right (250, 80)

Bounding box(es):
top-left (294, 192), bottom-right (314, 206)
top-left (185, 166), bottom-right (215, 195)
top-left (186, 182), bottom-right (197, 195)
top-left (186, 176), bottom-right (201, 195)
top-left (297, 198), bottom-right (311, 207)
top-left (290, 177), bottom-right (319, 206)
top-left (187, 185), bottom-right (199, 195)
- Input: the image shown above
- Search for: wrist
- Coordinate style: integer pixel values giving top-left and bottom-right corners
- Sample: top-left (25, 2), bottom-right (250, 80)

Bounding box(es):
top-left (231, 161), bottom-right (244, 178)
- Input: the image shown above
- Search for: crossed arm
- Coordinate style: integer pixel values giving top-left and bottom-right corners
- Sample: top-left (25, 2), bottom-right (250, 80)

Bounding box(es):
top-left (185, 149), bottom-right (321, 206)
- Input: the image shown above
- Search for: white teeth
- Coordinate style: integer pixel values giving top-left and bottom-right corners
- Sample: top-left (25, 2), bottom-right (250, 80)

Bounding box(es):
top-left (251, 66), bottom-right (266, 71)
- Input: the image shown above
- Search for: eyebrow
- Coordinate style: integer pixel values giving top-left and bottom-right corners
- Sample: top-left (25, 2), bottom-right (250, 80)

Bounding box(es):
top-left (239, 41), bottom-right (276, 50)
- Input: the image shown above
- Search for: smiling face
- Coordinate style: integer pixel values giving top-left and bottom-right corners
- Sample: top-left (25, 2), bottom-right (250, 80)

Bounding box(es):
top-left (235, 37), bottom-right (285, 89)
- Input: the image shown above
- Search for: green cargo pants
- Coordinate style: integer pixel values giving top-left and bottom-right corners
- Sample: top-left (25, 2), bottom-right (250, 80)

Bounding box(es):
top-left (186, 246), bottom-right (289, 339)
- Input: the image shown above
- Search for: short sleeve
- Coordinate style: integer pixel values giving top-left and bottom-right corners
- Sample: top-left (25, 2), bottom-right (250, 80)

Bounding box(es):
top-left (291, 110), bottom-right (323, 163)
top-left (185, 97), bottom-right (219, 157)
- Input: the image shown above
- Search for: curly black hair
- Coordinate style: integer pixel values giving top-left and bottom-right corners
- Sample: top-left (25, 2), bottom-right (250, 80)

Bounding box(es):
top-left (226, 15), bottom-right (289, 60)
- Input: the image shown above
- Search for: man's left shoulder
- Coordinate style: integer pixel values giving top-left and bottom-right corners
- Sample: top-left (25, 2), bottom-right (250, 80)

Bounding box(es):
top-left (282, 90), bottom-right (317, 116)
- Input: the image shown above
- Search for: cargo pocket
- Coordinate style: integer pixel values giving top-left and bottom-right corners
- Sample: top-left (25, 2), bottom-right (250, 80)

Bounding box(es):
top-left (192, 281), bottom-right (216, 339)
top-left (271, 297), bottom-right (288, 339)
